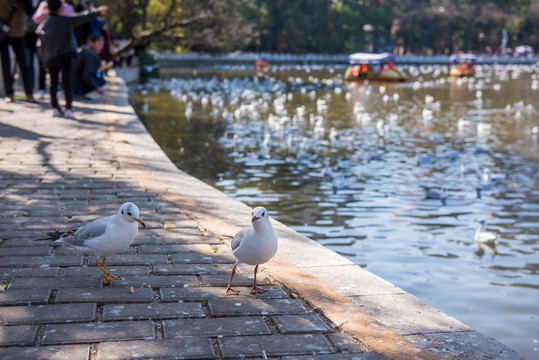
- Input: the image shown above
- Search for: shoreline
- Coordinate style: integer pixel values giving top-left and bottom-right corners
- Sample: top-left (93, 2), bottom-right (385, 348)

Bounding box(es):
top-left (154, 52), bottom-right (539, 68)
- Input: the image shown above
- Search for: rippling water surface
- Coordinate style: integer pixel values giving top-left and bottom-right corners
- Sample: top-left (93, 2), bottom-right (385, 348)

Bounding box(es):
top-left (131, 64), bottom-right (539, 357)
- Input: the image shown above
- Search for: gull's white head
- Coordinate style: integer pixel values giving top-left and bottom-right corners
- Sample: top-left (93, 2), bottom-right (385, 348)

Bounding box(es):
top-left (118, 202), bottom-right (146, 227)
top-left (251, 206), bottom-right (269, 224)
top-left (475, 219), bottom-right (488, 231)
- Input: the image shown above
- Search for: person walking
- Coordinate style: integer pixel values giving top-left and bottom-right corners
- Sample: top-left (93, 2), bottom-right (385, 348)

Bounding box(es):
top-left (36, 0), bottom-right (106, 118)
top-left (0, 0), bottom-right (36, 103)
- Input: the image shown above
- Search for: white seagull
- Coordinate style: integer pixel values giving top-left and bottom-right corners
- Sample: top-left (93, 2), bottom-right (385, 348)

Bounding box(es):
top-left (226, 207), bottom-right (278, 295)
top-left (474, 219), bottom-right (497, 244)
top-left (39, 202), bottom-right (145, 283)
top-left (421, 186), bottom-right (447, 206)
top-left (474, 220), bottom-right (498, 256)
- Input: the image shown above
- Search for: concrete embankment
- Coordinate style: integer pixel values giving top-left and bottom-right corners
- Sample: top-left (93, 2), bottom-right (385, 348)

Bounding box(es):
top-left (0, 68), bottom-right (524, 359)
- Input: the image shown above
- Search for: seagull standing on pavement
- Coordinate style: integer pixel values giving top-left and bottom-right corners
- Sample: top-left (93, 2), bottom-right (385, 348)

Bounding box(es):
top-left (38, 202), bottom-right (145, 284)
top-left (226, 207), bottom-right (278, 295)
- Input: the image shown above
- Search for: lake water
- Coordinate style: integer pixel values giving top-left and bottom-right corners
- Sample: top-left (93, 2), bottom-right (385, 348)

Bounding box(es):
top-left (130, 64), bottom-right (539, 358)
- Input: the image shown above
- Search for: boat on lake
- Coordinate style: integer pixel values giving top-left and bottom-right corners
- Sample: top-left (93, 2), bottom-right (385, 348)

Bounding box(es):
top-left (254, 57), bottom-right (270, 76)
top-left (344, 52), bottom-right (406, 82)
top-left (449, 53), bottom-right (476, 77)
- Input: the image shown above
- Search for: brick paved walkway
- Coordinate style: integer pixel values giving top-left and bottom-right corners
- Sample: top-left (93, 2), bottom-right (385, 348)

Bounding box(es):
top-left (0, 77), bottom-right (386, 359)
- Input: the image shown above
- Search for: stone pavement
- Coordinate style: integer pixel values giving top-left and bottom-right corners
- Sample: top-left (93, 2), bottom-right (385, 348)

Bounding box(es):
top-left (0, 74), bottom-right (388, 359)
top-left (0, 70), bottom-right (524, 360)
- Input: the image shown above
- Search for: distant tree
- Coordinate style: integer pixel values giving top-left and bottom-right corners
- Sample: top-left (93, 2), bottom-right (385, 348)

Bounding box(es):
top-left (520, 2), bottom-right (539, 49)
top-left (99, 0), bottom-right (257, 56)
top-left (254, 0), bottom-right (372, 53)
top-left (326, 1), bottom-right (369, 52)
top-left (181, 0), bottom-right (258, 52)
top-left (256, 0), bottom-right (334, 53)
top-left (394, 0), bottom-right (539, 54)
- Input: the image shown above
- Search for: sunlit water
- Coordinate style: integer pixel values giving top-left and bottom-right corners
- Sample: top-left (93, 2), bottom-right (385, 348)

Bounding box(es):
top-left (131, 64), bottom-right (539, 358)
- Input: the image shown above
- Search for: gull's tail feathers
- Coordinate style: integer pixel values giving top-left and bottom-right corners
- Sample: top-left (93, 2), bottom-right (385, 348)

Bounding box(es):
top-left (34, 229), bottom-right (76, 246)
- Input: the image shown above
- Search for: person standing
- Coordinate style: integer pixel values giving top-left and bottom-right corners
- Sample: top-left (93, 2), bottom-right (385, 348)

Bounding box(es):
top-left (32, 0), bottom-right (74, 24)
top-left (32, 0), bottom-right (75, 99)
top-left (37, 0), bottom-right (106, 118)
top-left (25, 1), bottom-right (38, 92)
top-left (0, 0), bottom-right (36, 103)
top-left (73, 2), bottom-right (90, 47)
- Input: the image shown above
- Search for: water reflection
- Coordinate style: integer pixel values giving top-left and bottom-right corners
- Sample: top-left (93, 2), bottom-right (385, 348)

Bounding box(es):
top-left (131, 64), bottom-right (538, 357)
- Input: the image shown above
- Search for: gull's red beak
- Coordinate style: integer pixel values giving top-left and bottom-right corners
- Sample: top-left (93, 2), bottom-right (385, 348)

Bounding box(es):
top-left (136, 218), bottom-right (146, 228)
top-left (251, 216), bottom-right (260, 223)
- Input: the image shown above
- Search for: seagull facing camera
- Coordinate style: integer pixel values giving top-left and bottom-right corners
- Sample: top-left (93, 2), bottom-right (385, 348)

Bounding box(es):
top-left (226, 206), bottom-right (278, 295)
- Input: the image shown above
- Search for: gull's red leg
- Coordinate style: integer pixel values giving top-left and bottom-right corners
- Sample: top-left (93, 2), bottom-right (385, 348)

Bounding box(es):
top-left (250, 265), bottom-right (268, 295)
top-left (226, 264), bottom-right (240, 295)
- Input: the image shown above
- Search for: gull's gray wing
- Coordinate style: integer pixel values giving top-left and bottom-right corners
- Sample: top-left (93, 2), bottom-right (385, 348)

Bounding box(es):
top-left (231, 227), bottom-right (249, 251)
top-left (68, 216), bottom-right (112, 246)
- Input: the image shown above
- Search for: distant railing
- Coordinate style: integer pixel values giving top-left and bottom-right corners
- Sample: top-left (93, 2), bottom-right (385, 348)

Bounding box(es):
top-left (154, 52), bottom-right (539, 67)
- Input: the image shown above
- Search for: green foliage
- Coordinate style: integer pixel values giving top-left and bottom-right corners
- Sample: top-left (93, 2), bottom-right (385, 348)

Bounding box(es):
top-left (248, 0), bottom-right (539, 53)
top-left (102, 0), bottom-right (539, 54)
top-left (271, 0), bottom-right (538, 53)
top-left (181, 0), bottom-right (257, 52)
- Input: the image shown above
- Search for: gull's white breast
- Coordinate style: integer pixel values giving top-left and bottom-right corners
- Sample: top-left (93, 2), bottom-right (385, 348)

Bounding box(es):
top-left (73, 220), bottom-right (138, 258)
top-left (233, 226), bottom-right (278, 265)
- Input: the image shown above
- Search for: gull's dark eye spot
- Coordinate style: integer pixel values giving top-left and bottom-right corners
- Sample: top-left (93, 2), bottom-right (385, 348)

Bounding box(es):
top-left (121, 210), bottom-right (124, 215)
top-left (127, 212), bottom-right (132, 216)
top-left (262, 212), bottom-right (265, 216)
